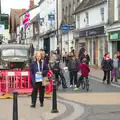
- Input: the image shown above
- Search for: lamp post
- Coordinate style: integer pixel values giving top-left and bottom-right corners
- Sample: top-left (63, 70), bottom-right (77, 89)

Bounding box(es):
top-left (56, 0), bottom-right (59, 45)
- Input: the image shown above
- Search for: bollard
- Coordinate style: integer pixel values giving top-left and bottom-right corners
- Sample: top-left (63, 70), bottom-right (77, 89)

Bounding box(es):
top-left (13, 91), bottom-right (18, 120)
top-left (51, 79), bottom-right (59, 113)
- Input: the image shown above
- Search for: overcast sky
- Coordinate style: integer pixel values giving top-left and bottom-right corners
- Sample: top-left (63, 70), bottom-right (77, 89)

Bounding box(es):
top-left (1, 0), bottom-right (40, 14)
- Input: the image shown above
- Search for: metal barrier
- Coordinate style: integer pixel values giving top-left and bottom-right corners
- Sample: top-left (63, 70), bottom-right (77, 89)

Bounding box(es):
top-left (0, 70), bottom-right (32, 94)
top-left (0, 70), bottom-right (53, 96)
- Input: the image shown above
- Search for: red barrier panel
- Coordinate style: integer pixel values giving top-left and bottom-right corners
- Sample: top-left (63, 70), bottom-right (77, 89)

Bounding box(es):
top-left (0, 70), bottom-right (53, 95)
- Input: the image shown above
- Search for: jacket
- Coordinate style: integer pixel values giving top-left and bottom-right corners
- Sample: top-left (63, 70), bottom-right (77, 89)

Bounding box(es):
top-left (30, 59), bottom-right (48, 87)
top-left (77, 63), bottom-right (90, 77)
top-left (101, 58), bottom-right (113, 71)
top-left (68, 58), bottom-right (77, 71)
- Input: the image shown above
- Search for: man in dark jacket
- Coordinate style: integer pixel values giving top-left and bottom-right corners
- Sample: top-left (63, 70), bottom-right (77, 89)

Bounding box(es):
top-left (68, 55), bottom-right (77, 88)
top-left (80, 50), bottom-right (90, 65)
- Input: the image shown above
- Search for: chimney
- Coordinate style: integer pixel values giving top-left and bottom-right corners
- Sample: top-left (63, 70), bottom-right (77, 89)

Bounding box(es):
top-left (29, 0), bottom-right (34, 9)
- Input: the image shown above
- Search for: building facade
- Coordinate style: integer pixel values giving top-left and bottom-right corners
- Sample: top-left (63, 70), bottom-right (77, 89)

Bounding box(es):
top-left (37, 0), bottom-right (62, 53)
top-left (107, 0), bottom-right (120, 57)
top-left (61, 0), bottom-right (83, 53)
top-left (9, 9), bottom-right (27, 41)
top-left (74, 0), bottom-right (108, 66)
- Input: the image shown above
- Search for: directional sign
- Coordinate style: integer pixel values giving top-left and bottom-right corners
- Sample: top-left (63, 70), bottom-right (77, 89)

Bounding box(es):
top-left (48, 14), bottom-right (55, 21)
top-left (61, 25), bottom-right (70, 31)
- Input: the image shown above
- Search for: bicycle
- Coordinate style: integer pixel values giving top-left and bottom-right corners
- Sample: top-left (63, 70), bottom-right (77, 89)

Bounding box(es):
top-left (49, 61), bottom-right (67, 89)
top-left (77, 76), bottom-right (90, 91)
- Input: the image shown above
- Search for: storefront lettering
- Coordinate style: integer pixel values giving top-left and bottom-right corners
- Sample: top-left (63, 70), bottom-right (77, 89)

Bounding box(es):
top-left (109, 31), bottom-right (120, 41)
top-left (80, 26), bottom-right (104, 37)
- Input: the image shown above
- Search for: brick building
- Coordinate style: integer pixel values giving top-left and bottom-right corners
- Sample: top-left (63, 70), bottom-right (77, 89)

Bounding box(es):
top-left (9, 0), bottom-right (34, 41)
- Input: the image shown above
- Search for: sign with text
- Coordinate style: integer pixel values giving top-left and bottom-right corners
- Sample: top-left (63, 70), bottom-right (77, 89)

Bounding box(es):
top-left (80, 26), bottom-right (105, 37)
top-left (109, 31), bottom-right (120, 41)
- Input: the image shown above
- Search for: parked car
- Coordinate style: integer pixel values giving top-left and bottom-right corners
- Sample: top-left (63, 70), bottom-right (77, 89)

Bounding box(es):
top-left (0, 44), bottom-right (30, 70)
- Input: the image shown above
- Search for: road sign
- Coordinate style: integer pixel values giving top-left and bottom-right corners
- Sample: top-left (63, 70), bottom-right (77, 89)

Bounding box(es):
top-left (61, 25), bottom-right (70, 31)
top-left (48, 14), bottom-right (55, 21)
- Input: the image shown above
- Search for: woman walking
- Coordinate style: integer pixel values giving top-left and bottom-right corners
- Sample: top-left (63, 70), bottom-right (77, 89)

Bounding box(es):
top-left (101, 52), bottom-right (113, 84)
top-left (30, 51), bottom-right (48, 107)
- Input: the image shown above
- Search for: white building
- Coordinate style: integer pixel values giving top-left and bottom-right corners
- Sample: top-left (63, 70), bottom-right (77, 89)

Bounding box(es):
top-left (19, 6), bottom-right (40, 48)
top-left (74, 0), bottom-right (108, 66)
top-left (38, 0), bottom-right (62, 53)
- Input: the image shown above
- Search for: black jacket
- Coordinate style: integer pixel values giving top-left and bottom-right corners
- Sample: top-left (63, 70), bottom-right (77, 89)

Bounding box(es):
top-left (101, 58), bottom-right (113, 71)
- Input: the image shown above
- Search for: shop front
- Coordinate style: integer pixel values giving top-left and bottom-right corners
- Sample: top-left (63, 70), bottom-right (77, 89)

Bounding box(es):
top-left (79, 26), bottom-right (107, 66)
top-left (109, 31), bottom-right (120, 56)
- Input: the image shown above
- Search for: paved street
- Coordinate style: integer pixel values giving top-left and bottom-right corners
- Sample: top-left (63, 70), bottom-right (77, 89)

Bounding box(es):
top-left (1, 67), bottom-right (120, 120)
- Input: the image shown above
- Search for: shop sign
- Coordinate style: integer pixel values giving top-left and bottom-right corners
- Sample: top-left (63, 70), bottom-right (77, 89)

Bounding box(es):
top-left (109, 31), bottom-right (120, 41)
top-left (80, 26), bottom-right (105, 37)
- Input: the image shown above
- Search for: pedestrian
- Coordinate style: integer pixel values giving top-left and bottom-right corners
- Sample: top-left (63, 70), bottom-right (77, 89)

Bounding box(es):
top-left (117, 51), bottom-right (120, 78)
top-left (111, 53), bottom-right (119, 82)
top-left (68, 55), bottom-right (78, 88)
top-left (80, 50), bottom-right (90, 65)
top-left (79, 47), bottom-right (85, 59)
top-left (101, 52), bottom-right (113, 84)
top-left (62, 49), bottom-right (66, 63)
top-left (30, 43), bottom-right (34, 57)
top-left (30, 51), bottom-right (48, 108)
top-left (74, 58), bottom-right (90, 91)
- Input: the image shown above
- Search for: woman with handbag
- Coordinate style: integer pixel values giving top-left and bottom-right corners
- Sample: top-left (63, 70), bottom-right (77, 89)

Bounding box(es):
top-left (30, 51), bottom-right (48, 108)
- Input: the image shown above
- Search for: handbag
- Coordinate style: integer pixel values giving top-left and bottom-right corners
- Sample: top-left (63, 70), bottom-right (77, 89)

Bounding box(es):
top-left (42, 77), bottom-right (50, 86)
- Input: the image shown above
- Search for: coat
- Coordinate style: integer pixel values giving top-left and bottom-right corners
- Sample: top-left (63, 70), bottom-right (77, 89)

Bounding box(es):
top-left (101, 58), bottom-right (113, 71)
top-left (30, 59), bottom-right (48, 87)
top-left (77, 63), bottom-right (90, 77)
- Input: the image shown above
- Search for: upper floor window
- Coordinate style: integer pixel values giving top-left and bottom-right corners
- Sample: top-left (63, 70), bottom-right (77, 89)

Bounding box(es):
top-left (77, 15), bottom-right (80, 28)
top-left (114, 0), bottom-right (119, 21)
top-left (86, 12), bottom-right (89, 24)
top-left (100, 7), bottom-right (104, 22)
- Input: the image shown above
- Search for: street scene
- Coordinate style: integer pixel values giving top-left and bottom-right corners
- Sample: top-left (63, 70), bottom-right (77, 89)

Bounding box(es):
top-left (0, 0), bottom-right (120, 120)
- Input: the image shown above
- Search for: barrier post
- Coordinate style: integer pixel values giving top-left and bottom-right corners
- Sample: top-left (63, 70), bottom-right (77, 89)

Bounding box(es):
top-left (13, 91), bottom-right (18, 120)
top-left (51, 78), bottom-right (59, 113)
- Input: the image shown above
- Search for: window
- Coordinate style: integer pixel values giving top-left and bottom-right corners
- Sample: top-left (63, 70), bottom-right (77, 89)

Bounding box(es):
top-left (62, 8), bottom-right (64, 17)
top-left (77, 15), bottom-right (80, 28)
top-left (100, 7), bottom-right (104, 22)
top-left (86, 12), bottom-right (89, 24)
top-left (114, 0), bottom-right (119, 21)
top-left (69, 4), bottom-right (71, 22)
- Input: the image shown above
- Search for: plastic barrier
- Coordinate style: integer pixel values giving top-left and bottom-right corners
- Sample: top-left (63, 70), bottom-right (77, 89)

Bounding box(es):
top-left (0, 70), bottom-right (53, 96)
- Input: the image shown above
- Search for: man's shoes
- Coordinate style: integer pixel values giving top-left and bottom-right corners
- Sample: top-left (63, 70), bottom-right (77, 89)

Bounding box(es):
top-left (30, 104), bottom-right (36, 108)
top-left (74, 85), bottom-right (77, 88)
top-left (40, 103), bottom-right (43, 107)
top-left (69, 85), bottom-right (73, 88)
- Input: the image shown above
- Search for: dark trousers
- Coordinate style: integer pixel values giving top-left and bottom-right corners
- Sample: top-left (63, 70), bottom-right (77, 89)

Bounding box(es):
top-left (63, 57), bottom-right (65, 63)
top-left (69, 71), bottom-right (77, 85)
top-left (103, 71), bottom-right (110, 84)
top-left (31, 82), bottom-right (45, 105)
top-left (77, 75), bottom-right (88, 88)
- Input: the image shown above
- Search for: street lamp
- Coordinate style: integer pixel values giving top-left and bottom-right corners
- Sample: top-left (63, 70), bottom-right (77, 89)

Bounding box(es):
top-left (56, 0), bottom-right (59, 45)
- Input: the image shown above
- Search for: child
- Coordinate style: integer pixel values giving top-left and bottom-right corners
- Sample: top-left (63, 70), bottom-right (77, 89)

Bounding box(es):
top-left (74, 58), bottom-right (90, 91)
top-left (111, 53), bottom-right (119, 82)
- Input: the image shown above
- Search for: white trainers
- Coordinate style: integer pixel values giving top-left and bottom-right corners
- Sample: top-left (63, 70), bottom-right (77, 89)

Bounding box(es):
top-left (69, 85), bottom-right (73, 88)
top-left (74, 85), bottom-right (77, 88)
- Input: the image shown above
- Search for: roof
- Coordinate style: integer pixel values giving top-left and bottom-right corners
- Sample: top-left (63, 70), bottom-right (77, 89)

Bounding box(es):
top-left (0, 44), bottom-right (29, 50)
top-left (74, 0), bottom-right (107, 14)
top-left (19, 5), bottom-right (39, 17)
